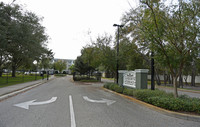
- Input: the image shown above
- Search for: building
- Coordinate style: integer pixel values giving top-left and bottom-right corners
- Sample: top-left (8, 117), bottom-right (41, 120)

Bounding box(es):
top-left (52, 58), bottom-right (75, 74)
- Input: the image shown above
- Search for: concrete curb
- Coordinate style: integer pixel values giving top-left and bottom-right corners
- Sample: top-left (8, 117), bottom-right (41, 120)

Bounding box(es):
top-left (102, 87), bottom-right (200, 122)
top-left (0, 77), bottom-right (55, 101)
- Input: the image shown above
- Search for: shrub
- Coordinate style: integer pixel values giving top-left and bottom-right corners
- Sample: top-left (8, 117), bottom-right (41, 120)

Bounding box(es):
top-left (109, 84), bottom-right (116, 91)
top-left (134, 89), bottom-right (173, 102)
top-left (103, 82), bottom-right (200, 114)
top-left (123, 88), bottom-right (134, 96)
top-left (54, 74), bottom-right (66, 77)
top-left (81, 79), bottom-right (98, 82)
top-left (143, 95), bottom-right (200, 113)
top-left (103, 83), bottom-right (110, 89)
top-left (103, 83), bottom-right (123, 93)
top-left (114, 85), bottom-right (123, 93)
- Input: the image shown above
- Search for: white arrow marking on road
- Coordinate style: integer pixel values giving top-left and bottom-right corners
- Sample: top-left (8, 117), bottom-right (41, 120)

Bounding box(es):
top-left (83, 96), bottom-right (116, 106)
top-left (14, 97), bottom-right (57, 110)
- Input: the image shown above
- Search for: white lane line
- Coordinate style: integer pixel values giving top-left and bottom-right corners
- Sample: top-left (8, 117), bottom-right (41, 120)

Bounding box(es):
top-left (69, 95), bottom-right (76, 127)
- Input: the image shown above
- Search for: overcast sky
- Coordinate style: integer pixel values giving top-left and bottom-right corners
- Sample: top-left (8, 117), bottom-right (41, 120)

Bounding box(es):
top-left (1, 0), bottom-right (139, 60)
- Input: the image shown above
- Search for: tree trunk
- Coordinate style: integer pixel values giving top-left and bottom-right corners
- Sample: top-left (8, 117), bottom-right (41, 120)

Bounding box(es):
top-left (0, 69), bottom-right (2, 77)
top-left (164, 71), bottom-right (167, 86)
top-left (155, 74), bottom-right (161, 85)
top-left (184, 76), bottom-right (189, 86)
top-left (191, 63), bottom-right (196, 86)
top-left (154, 69), bottom-right (161, 86)
top-left (12, 65), bottom-right (16, 77)
top-left (171, 75), bottom-right (174, 85)
top-left (178, 72), bottom-right (183, 88)
top-left (179, 74), bottom-right (183, 88)
top-left (173, 76), bottom-right (178, 98)
top-left (168, 74), bottom-right (172, 84)
top-left (191, 73), bottom-right (196, 86)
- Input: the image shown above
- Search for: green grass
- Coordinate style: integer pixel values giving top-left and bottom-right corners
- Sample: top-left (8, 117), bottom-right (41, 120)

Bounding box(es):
top-left (80, 79), bottom-right (99, 82)
top-left (0, 74), bottom-right (43, 88)
top-left (54, 74), bottom-right (67, 77)
top-left (102, 77), bottom-right (114, 80)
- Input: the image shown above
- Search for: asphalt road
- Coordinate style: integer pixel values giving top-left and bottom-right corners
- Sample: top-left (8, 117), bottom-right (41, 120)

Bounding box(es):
top-left (0, 77), bottom-right (199, 127)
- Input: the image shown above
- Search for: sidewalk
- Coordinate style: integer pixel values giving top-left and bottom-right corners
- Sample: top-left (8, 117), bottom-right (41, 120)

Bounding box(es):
top-left (0, 75), bottom-right (55, 97)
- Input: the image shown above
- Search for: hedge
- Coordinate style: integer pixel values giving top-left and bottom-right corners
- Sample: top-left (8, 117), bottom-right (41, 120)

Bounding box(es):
top-left (103, 83), bottom-right (200, 114)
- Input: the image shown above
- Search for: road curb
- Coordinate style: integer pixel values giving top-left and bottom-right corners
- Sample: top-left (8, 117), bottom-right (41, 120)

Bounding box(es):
top-left (0, 77), bottom-right (55, 101)
top-left (102, 87), bottom-right (200, 122)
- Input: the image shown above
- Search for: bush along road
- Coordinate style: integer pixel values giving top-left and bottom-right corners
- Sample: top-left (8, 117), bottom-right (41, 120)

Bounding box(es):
top-left (103, 83), bottom-right (200, 115)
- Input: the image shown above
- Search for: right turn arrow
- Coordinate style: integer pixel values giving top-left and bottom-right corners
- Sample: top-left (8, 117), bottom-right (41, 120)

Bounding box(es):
top-left (83, 96), bottom-right (116, 106)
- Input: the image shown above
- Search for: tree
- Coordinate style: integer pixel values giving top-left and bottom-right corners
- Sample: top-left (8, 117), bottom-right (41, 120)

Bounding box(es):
top-left (69, 64), bottom-right (75, 74)
top-left (74, 56), bottom-right (91, 75)
top-left (93, 34), bottom-right (116, 77)
top-left (79, 34), bottom-right (116, 77)
top-left (121, 0), bottom-right (200, 97)
top-left (54, 60), bottom-right (66, 74)
top-left (81, 45), bottom-right (100, 70)
top-left (38, 49), bottom-right (54, 70)
top-left (0, 2), bottom-right (50, 77)
top-left (0, 2), bottom-right (11, 76)
top-left (117, 36), bottom-right (148, 70)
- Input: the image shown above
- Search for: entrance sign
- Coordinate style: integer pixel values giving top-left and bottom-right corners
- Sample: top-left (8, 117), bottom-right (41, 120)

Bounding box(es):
top-left (123, 71), bottom-right (136, 88)
top-left (119, 69), bottom-right (149, 89)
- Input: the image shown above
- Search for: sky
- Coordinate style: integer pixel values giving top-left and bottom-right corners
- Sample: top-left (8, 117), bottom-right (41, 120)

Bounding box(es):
top-left (1, 0), bottom-right (139, 60)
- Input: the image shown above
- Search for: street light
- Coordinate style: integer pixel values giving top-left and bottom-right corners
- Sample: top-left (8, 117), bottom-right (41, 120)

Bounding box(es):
top-left (33, 60), bottom-right (37, 80)
top-left (47, 70), bottom-right (49, 80)
top-left (113, 24), bottom-right (124, 84)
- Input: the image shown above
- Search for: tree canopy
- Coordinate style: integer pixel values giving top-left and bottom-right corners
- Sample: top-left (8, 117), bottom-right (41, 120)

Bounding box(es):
top-left (0, 2), bottom-right (53, 77)
top-left (121, 0), bottom-right (200, 97)
top-left (54, 60), bottom-right (66, 74)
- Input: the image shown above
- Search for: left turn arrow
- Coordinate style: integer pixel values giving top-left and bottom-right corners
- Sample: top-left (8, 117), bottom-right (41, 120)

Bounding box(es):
top-left (14, 97), bottom-right (57, 110)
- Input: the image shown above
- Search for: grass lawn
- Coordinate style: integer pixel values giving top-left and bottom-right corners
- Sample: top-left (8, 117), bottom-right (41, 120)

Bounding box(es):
top-left (0, 74), bottom-right (44, 88)
top-left (102, 77), bottom-right (114, 80)
top-left (80, 79), bottom-right (99, 82)
top-left (54, 74), bottom-right (67, 77)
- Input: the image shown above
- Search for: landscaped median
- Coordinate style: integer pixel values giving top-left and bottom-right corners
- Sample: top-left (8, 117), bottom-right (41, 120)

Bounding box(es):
top-left (103, 83), bottom-right (200, 115)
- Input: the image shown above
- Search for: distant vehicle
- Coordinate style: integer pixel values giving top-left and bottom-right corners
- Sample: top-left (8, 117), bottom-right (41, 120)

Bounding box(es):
top-left (24, 72), bottom-right (30, 75)
top-left (31, 72), bottom-right (40, 74)
top-left (48, 70), bottom-right (54, 75)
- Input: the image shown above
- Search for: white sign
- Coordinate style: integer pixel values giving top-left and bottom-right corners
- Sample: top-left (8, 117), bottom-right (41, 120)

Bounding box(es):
top-left (123, 71), bottom-right (136, 88)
